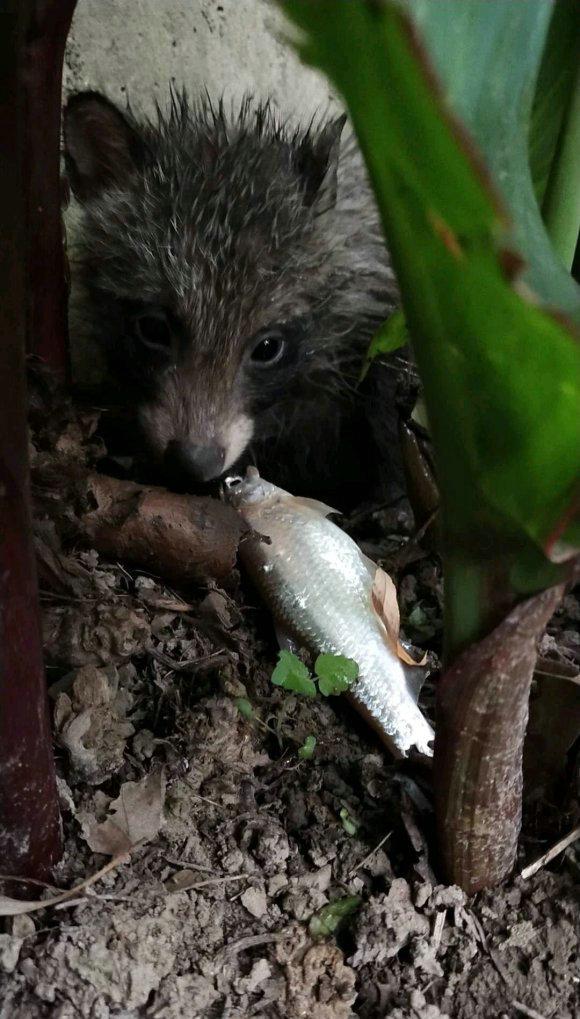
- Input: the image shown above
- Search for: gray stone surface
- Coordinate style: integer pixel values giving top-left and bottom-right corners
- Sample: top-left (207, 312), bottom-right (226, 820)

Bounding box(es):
top-left (64, 0), bottom-right (336, 123)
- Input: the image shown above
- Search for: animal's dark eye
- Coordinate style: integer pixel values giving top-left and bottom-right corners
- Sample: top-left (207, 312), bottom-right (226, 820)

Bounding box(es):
top-left (250, 333), bottom-right (286, 366)
top-left (134, 311), bottom-right (173, 352)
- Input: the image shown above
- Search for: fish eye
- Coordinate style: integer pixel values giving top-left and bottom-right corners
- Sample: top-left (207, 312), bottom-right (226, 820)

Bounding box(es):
top-left (134, 310), bottom-right (173, 352)
top-left (250, 332), bottom-right (286, 366)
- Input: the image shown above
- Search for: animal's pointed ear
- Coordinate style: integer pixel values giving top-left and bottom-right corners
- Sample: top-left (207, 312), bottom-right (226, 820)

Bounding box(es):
top-left (64, 92), bottom-right (143, 202)
top-left (297, 113), bottom-right (347, 210)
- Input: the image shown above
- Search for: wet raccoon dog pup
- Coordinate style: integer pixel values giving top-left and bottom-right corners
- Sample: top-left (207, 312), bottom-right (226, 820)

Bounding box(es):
top-left (64, 91), bottom-right (403, 506)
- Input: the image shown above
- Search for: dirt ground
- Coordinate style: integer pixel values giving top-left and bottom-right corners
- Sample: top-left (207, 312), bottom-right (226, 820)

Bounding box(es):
top-left (1, 369), bottom-right (578, 1019)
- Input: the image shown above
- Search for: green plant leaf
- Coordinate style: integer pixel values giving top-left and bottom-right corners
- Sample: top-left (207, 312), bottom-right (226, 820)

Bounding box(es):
top-left (309, 895), bottom-right (362, 939)
top-left (528, 0), bottom-right (580, 209)
top-left (339, 806), bottom-right (359, 836)
top-left (361, 309), bottom-right (408, 380)
top-left (281, 0), bottom-right (580, 629)
top-left (541, 63), bottom-right (580, 269)
top-left (403, 0), bottom-right (580, 318)
top-left (298, 734), bottom-right (317, 759)
top-left (234, 697), bottom-right (253, 719)
top-left (271, 650), bottom-right (317, 698)
top-left (315, 654), bottom-right (359, 697)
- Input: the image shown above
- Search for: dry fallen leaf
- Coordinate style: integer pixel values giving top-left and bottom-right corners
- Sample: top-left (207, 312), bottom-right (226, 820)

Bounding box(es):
top-left (43, 602), bottom-right (150, 667)
top-left (199, 590), bottom-right (241, 630)
top-left (371, 566), bottom-right (427, 666)
top-left (524, 665), bottom-right (580, 797)
top-left (370, 565), bottom-right (401, 646)
top-left (81, 770), bottom-right (166, 855)
top-left (53, 665), bottom-right (135, 784)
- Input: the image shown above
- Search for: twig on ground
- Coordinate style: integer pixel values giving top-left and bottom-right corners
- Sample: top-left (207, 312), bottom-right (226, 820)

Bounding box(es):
top-left (221, 929), bottom-right (295, 960)
top-left (162, 857), bottom-right (215, 873)
top-left (165, 872), bottom-right (248, 895)
top-left (345, 498), bottom-right (402, 529)
top-left (148, 647), bottom-right (227, 673)
top-left (406, 508), bottom-right (439, 552)
top-left (0, 849), bottom-right (132, 916)
top-left (348, 831), bottom-right (392, 877)
top-left (0, 874), bottom-right (60, 893)
top-left (533, 657), bottom-right (580, 683)
top-left (184, 786), bottom-right (225, 811)
top-left (512, 1001), bottom-right (547, 1019)
top-left (521, 826), bottom-right (580, 880)
top-left (432, 909), bottom-right (446, 952)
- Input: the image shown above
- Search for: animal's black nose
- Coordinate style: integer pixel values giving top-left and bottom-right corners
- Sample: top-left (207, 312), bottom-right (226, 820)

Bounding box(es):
top-left (164, 440), bottom-right (225, 484)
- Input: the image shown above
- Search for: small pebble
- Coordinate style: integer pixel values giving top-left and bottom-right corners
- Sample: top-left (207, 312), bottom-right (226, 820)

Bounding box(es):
top-left (241, 886), bottom-right (268, 918)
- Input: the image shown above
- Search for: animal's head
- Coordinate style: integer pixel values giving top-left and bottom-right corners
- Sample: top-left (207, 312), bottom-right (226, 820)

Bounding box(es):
top-left (64, 91), bottom-right (368, 488)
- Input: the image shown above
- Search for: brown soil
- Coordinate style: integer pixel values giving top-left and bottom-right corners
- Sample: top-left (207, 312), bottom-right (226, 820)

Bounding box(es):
top-left (0, 369), bottom-right (578, 1019)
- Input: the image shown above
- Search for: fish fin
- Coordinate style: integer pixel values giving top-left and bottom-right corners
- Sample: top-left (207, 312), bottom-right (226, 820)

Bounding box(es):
top-left (274, 622), bottom-right (300, 655)
top-left (361, 552), bottom-right (381, 583)
top-left (370, 564), bottom-right (428, 669)
top-left (397, 643), bottom-right (428, 667)
top-left (291, 496), bottom-right (340, 518)
top-left (403, 663), bottom-right (427, 703)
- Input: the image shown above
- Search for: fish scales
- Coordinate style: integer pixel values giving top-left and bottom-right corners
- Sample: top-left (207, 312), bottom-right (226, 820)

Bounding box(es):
top-left (226, 469), bottom-right (434, 758)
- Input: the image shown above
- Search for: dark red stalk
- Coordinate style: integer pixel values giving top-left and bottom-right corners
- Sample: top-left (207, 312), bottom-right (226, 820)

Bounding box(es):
top-left (0, 1), bottom-right (75, 879)
top-left (434, 584), bottom-right (564, 894)
top-left (21, 0), bottom-right (78, 373)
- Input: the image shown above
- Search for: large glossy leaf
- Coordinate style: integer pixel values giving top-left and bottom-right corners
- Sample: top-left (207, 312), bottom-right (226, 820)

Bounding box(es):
top-left (534, 3), bottom-right (580, 269)
top-left (528, 0), bottom-right (580, 210)
top-left (280, 1), bottom-right (580, 582)
top-left (404, 0), bottom-right (580, 315)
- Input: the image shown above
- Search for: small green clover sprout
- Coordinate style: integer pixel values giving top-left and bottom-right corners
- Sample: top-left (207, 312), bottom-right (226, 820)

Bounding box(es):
top-left (271, 651), bottom-right (359, 700)
top-left (271, 650), bottom-right (317, 698)
top-left (234, 697), bottom-right (254, 719)
top-left (298, 735), bottom-right (317, 760)
top-left (309, 895), bottom-right (362, 939)
top-left (315, 654), bottom-right (359, 696)
top-left (339, 806), bottom-right (359, 836)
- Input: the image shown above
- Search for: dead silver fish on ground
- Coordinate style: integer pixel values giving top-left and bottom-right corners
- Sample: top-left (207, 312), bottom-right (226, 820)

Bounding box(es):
top-left (224, 467), bottom-right (434, 758)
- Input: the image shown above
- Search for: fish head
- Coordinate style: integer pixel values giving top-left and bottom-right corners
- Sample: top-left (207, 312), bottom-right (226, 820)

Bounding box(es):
top-left (223, 467), bottom-right (288, 510)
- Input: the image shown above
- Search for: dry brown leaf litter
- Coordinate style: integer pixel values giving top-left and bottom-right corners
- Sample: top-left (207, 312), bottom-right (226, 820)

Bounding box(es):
top-left (79, 771), bottom-right (166, 855)
top-left (0, 367), bottom-right (578, 1019)
top-left (52, 664), bottom-right (136, 783)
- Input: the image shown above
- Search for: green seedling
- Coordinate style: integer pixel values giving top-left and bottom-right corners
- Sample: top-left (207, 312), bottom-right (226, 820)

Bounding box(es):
top-left (298, 734), bottom-right (317, 759)
top-left (339, 806), bottom-right (359, 836)
top-left (314, 654), bottom-right (359, 696)
top-left (234, 697), bottom-right (280, 743)
top-left (271, 650), bottom-right (359, 699)
top-left (309, 895), bottom-right (362, 939)
top-left (271, 650), bottom-right (317, 698)
top-left (234, 697), bottom-right (254, 719)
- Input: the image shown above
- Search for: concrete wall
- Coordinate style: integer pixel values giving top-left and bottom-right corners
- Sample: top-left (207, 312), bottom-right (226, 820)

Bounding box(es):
top-left (64, 0), bottom-right (339, 384)
top-left (64, 0), bottom-right (336, 128)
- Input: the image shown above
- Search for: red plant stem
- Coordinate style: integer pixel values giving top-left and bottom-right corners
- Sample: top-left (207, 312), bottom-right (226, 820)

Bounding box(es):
top-left (434, 584), bottom-right (564, 894)
top-left (0, 3), bottom-right (73, 879)
top-left (21, 0), bottom-right (78, 373)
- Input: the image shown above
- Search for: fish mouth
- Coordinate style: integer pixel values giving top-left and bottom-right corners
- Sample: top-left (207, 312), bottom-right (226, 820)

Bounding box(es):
top-left (222, 466), bottom-right (262, 506)
top-left (223, 474), bottom-right (244, 490)
top-left (221, 474), bottom-right (245, 505)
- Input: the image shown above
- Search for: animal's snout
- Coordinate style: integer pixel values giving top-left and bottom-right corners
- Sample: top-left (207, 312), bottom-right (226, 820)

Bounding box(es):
top-left (164, 440), bottom-right (226, 485)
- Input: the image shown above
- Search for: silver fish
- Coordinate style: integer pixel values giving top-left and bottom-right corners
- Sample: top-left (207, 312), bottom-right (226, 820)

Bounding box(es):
top-left (224, 467), bottom-right (434, 758)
